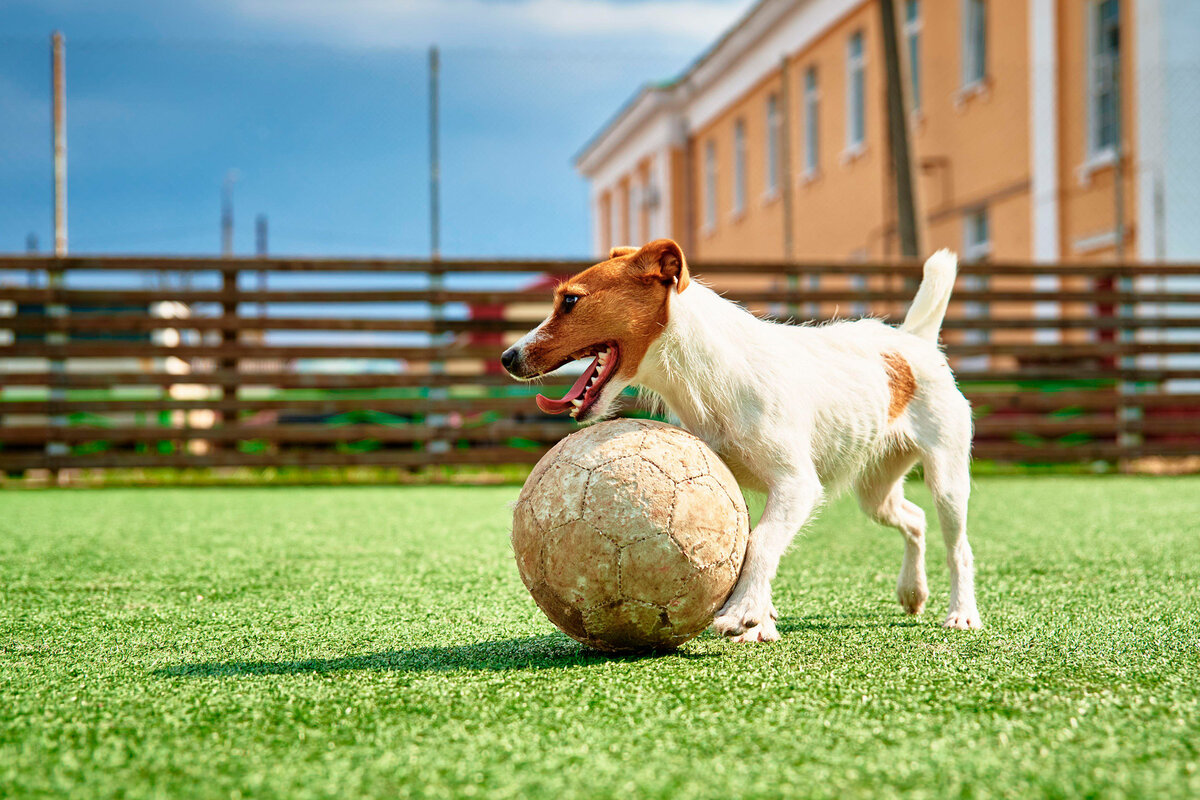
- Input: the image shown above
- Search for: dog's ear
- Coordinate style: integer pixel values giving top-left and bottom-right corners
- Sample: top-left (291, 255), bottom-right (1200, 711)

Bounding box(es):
top-left (631, 239), bottom-right (690, 293)
top-left (609, 246), bottom-right (638, 259)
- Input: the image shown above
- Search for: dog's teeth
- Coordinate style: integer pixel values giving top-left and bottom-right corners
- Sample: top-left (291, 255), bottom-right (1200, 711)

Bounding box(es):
top-left (571, 398), bottom-right (582, 408)
top-left (597, 351), bottom-right (608, 366)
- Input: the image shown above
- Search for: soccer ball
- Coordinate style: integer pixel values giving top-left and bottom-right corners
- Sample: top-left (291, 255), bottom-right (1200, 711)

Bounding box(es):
top-left (512, 418), bottom-right (748, 652)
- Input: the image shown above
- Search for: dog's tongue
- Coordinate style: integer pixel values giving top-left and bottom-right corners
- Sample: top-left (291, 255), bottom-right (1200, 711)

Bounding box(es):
top-left (536, 356), bottom-right (600, 414)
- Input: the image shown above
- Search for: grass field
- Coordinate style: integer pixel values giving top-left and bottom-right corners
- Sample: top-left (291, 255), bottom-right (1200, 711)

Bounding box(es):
top-left (2, 477), bottom-right (1198, 799)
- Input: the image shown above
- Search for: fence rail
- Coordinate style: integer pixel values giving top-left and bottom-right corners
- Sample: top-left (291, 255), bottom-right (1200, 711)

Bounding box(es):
top-left (3, 255), bottom-right (1198, 474)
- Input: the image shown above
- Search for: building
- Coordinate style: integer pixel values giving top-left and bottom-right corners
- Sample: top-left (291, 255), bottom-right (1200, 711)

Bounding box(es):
top-left (575, 0), bottom-right (1200, 266)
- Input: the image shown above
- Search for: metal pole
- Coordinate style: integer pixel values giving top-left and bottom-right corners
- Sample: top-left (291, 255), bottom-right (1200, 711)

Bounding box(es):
top-left (47, 32), bottom-right (69, 479)
top-left (52, 32), bottom-right (67, 257)
top-left (256, 214), bottom-right (268, 317)
top-left (221, 171), bottom-right (237, 256)
top-left (217, 172), bottom-right (238, 451)
top-left (25, 233), bottom-right (38, 287)
top-left (427, 45), bottom-right (448, 455)
top-left (429, 45), bottom-right (441, 260)
top-left (878, 0), bottom-right (920, 258)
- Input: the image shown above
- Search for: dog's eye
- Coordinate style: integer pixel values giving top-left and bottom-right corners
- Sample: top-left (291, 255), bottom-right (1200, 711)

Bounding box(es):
top-left (561, 294), bottom-right (579, 313)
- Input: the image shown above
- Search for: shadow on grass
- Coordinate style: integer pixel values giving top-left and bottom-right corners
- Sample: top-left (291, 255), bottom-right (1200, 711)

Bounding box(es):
top-left (154, 633), bottom-right (713, 678)
top-left (775, 612), bottom-right (922, 634)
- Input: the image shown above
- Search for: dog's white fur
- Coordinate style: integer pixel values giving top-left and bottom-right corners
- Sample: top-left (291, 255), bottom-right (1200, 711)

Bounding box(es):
top-left (630, 249), bottom-right (980, 641)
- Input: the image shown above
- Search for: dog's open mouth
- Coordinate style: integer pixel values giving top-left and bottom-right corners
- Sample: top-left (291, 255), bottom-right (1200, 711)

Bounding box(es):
top-left (535, 344), bottom-right (619, 420)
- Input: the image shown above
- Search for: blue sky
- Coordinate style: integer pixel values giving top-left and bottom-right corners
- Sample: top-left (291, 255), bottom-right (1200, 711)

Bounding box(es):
top-left (0, 0), bottom-right (753, 258)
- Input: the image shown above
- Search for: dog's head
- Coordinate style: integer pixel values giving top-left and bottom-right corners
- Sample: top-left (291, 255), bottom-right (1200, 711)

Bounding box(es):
top-left (500, 238), bottom-right (690, 423)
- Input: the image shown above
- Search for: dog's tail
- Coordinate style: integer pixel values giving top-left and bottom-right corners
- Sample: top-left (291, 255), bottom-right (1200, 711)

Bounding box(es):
top-left (901, 249), bottom-right (958, 343)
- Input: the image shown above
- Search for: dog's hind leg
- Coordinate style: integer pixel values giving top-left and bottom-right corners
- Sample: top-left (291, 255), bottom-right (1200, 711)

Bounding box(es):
top-left (919, 434), bottom-right (982, 630)
top-left (856, 448), bottom-right (928, 615)
top-left (714, 466), bottom-right (823, 643)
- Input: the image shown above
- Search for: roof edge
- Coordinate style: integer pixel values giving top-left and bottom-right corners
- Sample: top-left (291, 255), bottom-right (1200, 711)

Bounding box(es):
top-left (573, 0), bottom-right (781, 176)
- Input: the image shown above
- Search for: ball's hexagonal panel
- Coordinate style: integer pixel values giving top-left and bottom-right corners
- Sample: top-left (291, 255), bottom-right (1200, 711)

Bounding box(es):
top-left (584, 456), bottom-right (675, 546)
top-left (666, 566), bottom-right (736, 633)
top-left (581, 600), bottom-right (677, 652)
top-left (528, 581), bottom-right (588, 644)
top-left (542, 519), bottom-right (621, 610)
top-left (525, 436), bottom-right (569, 493)
top-left (619, 534), bottom-right (697, 607)
top-left (510, 500), bottom-right (544, 590)
top-left (560, 418), bottom-right (650, 470)
top-left (636, 423), bottom-right (713, 482)
top-left (521, 458), bottom-right (591, 530)
top-left (671, 474), bottom-right (746, 568)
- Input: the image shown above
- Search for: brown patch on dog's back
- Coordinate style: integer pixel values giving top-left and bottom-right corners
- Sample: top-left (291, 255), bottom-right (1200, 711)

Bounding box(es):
top-left (882, 351), bottom-right (916, 421)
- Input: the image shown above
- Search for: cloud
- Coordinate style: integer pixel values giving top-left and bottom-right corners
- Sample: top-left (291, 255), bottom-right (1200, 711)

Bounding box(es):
top-left (222, 0), bottom-right (755, 50)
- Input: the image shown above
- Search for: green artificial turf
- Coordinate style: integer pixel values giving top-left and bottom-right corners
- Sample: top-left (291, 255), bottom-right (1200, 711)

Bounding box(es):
top-left (2, 477), bottom-right (1198, 799)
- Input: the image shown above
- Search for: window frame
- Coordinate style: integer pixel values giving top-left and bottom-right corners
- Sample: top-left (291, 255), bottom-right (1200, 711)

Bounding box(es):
top-left (643, 169), bottom-right (658, 240)
top-left (845, 31), bottom-right (866, 154)
top-left (1086, 0), bottom-right (1121, 159)
top-left (960, 0), bottom-right (987, 90)
top-left (610, 186), bottom-right (623, 249)
top-left (766, 93), bottom-right (781, 198)
top-left (803, 65), bottom-right (820, 178)
top-left (703, 140), bottom-right (717, 233)
top-left (961, 206), bottom-right (992, 347)
top-left (732, 117), bottom-right (747, 216)
top-left (963, 206), bottom-right (992, 261)
top-left (599, 192), bottom-right (613, 254)
top-left (904, 0), bottom-right (922, 112)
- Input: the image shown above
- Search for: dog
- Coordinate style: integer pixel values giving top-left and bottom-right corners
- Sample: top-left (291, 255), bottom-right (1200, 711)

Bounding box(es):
top-left (500, 239), bottom-right (980, 642)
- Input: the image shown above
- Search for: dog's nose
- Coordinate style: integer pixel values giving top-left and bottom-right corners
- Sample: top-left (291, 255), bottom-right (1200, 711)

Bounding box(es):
top-left (500, 347), bottom-right (519, 372)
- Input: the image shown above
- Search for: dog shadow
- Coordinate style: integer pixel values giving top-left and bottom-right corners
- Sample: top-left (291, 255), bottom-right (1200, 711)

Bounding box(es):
top-left (154, 633), bottom-right (713, 678)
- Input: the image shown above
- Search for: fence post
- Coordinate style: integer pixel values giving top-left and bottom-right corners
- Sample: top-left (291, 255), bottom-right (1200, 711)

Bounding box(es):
top-left (217, 264), bottom-right (240, 456)
top-left (1116, 261), bottom-right (1141, 471)
top-left (45, 262), bottom-right (69, 483)
top-left (426, 260), bottom-right (450, 458)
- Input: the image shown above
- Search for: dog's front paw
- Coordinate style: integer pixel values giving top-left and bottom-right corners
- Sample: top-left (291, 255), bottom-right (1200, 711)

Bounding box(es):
top-left (727, 617), bottom-right (780, 643)
top-left (943, 610), bottom-right (983, 630)
top-left (713, 594), bottom-right (776, 640)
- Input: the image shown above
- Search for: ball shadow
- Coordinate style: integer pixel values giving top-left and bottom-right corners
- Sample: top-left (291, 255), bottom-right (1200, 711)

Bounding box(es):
top-left (153, 633), bottom-right (713, 678)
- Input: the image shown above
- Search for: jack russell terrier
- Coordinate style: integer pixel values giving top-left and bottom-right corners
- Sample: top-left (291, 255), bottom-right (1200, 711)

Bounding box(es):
top-left (501, 239), bottom-right (980, 642)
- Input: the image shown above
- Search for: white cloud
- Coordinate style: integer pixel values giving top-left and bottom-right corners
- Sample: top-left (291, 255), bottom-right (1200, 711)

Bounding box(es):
top-left (222, 0), bottom-right (755, 50)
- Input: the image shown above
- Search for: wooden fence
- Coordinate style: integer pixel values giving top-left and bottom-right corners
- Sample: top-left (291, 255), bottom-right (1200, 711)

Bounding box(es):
top-left (1, 255), bottom-right (1198, 474)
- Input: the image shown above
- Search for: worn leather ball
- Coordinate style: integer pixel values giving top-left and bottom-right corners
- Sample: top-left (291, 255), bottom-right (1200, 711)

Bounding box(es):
top-left (512, 418), bottom-right (748, 652)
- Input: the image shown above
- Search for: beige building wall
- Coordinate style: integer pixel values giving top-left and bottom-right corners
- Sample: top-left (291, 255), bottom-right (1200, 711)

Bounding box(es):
top-left (579, 0), bottom-right (1155, 275)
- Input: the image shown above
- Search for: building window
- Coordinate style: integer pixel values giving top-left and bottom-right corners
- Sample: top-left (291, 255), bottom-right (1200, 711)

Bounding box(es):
top-left (961, 0), bottom-right (987, 88)
top-left (766, 93), bottom-right (781, 197)
top-left (846, 32), bottom-right (866, 151)
top-left (964, 207), bottom-right (991, 261)
top-left (610, 187), bottom-right (623, 248)
top-left (905, 0), bottom-right (922, 111)
top-left (733, 118), bottom-right (747, 215)
top-left (803, 66), bottom-right (820, 176)
top-left (643, 171), bottom-right (657, 240)
top-left (628, 181), bottom-right (640, 244)
top-left (962, 207), bottom-right (991, 348)
top-left (704, 140), bottom-right (717, 231)
top-left (599, 193), bottom-right (612, 254)
top-left (1088, 0), bottom-right (1120, 156)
